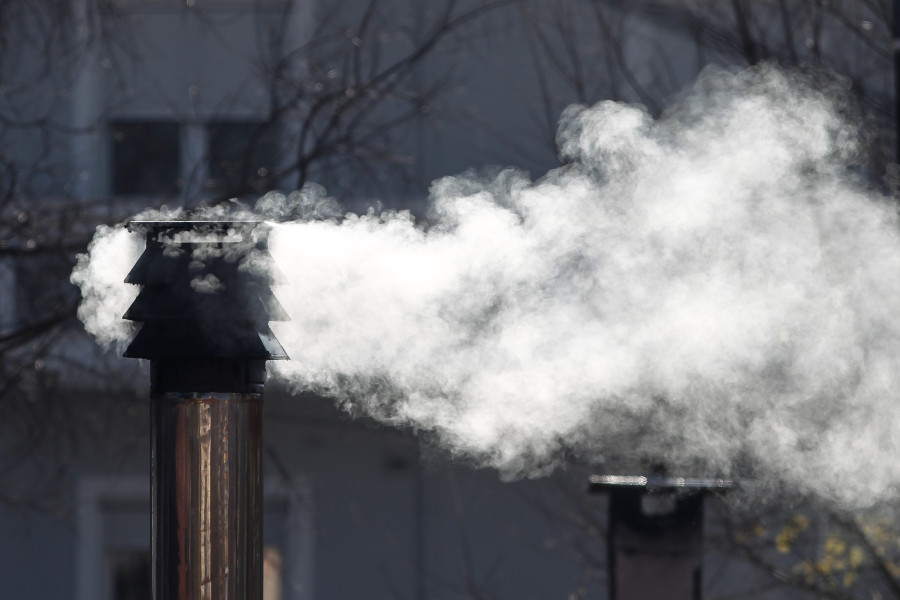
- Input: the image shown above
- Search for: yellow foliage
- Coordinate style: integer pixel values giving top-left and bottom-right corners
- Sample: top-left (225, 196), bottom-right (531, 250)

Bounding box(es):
top-left (793, 560), bottom-right (816, 585)
top-left (775, 514), bottom-right (810, 554)
top-left (775, 531), bottom-right (792, 554)
top-left (824, 535), bottom-right (847, 557)
top-left (769, 513), bottom-right (900, 591)
top-left (859, 517), bottom-right (892, 546)
top-left (886, 561), bottom-right (900, 579)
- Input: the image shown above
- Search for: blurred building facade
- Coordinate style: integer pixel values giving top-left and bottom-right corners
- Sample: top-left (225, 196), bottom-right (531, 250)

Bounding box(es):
top-left (3, 1), bottom-right (884, 599)
top-left (0, 2), bottom-right (623, 598)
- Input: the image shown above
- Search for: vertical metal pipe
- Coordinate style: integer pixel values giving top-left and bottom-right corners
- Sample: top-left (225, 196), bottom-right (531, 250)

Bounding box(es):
top-left (590, 475), bottom-right (732, 600)
top-left (124, 221), bottom-right (286, 600)
top-left (606, 488), bottom-right (703, 600)
top-left (151, 391), bottom-right (262, 600)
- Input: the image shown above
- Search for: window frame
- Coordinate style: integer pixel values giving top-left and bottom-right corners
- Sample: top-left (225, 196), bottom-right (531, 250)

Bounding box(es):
top-left (76, 476), bottom-right (314, 600)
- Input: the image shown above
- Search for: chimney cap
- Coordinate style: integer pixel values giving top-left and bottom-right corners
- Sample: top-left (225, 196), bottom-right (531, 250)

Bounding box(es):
top-left (122, 219), bottom-right (288, 362)
top-left (589, 474), bottom-right (734, 493)
top-left (128, 220), bottom-right (264, 231)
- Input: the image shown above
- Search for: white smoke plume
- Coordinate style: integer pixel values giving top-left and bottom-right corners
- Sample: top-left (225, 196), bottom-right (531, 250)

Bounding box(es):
top-left (73, 65), bottom-right (900, 507)
top-left (70, 224), bottom-right (142, 349)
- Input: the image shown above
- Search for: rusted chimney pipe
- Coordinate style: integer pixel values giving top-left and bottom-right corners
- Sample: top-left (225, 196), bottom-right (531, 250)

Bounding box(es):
top-left (590, 475), bottom-right (732, 600)
top-left (123, 220), bottom-right (287, 600)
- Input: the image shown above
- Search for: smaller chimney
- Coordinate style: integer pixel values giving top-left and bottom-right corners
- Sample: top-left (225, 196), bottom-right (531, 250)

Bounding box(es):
top-left (124, 220), bottom-right (287, 600)
top-left (590, 474), bottom-right (732, 600)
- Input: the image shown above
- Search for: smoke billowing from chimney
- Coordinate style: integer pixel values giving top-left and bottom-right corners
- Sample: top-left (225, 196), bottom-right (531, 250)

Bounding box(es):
top-left (72, 65), bottom-right (900, 508)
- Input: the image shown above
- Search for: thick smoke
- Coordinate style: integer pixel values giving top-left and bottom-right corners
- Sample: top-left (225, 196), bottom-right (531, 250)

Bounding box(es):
top-left (70, 224), bottom-right (142, 349)
top-left (73, 66), bottom-right (900, 507)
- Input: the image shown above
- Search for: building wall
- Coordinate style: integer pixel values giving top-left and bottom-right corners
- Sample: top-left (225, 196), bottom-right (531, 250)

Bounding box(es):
top-left (0, 386), bottom-right (598, 600)
top-left (0, 2), bottom-right (805, 600)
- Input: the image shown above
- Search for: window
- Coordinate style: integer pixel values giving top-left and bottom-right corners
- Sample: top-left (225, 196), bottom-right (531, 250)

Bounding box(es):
top-left (110, 121), bottom-right (180, 197)
top-left (108, 119), bottom-right (279, 200)
top-left (109, 120), bottom-right (278, 201)
top-left (110, 551), bottom-right (151, 600)
top-left (207, 120), bottom-right (278, 196)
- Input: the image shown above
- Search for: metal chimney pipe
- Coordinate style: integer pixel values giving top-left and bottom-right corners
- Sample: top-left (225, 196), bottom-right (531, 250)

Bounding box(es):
top-left (123, 221), bottom-right (288, 600)
top-left (589, 475), bottom-right (732, 600)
